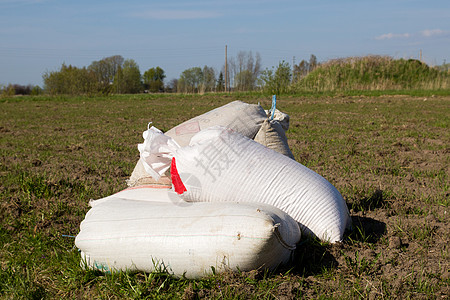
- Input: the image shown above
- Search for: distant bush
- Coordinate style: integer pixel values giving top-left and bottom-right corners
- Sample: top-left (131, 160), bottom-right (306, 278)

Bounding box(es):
top-left (0, 84), bottom-right (15, 96)
top-left (30, 85), bottom-right (43, 95)
top-left (43, 64), bottom-right (100, 95)
top-left (292, 56), bottom-right (450, 92)
top-left (42, 55), bottom-right (144, 95)
top-left (0, 83), bottom-right (42, 96)
top-left (259, 60), bottom-right (292, 94)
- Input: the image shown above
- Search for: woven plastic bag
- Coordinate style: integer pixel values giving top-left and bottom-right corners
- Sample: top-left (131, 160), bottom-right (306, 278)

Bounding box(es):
top-left (128, 101), bottom-right (267, 187)
top-left (75, 192), bottom-right (300, 278)
top-left (138, 126), bottom-right (351, 243)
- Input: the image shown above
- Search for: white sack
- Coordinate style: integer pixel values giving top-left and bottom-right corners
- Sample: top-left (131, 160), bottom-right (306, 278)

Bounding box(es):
top-left (254, 119), bottom-right (295, 159)
top-left (140, 126), bottom-right (351, 243)
top-left (89, 185), bottom-right (182, 207)
top-left (128, 101), bottom-right (267, 186)
top-left (265, 108), bottom-right (290, 131)
top-left (75, 195), bottom-right (300, 279)
top-left (165, 100), bottom-right (267, 146)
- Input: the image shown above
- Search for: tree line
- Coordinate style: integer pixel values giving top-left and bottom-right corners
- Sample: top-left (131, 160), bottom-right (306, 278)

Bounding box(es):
top-left (42, 55), bottom-right (153, 95)
top-left (3, 52), bottom-right (447, 96)
top-left (13, 51), bottom-right (406, 96)
top-left (0, 51), bottom-right (322, 96)
top-left (0, 83), bottom-right (43, 96)
top-left (40, 54), bottom-right (227, 95)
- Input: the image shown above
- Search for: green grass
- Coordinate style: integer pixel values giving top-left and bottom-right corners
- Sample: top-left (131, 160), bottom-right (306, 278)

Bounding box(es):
top-left (1, 92), bottom-right (449, 298)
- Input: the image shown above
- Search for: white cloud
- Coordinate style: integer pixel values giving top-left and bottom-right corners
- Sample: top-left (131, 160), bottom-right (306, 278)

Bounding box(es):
top-left (375, 32), bottom-right (411, 40)
top-left (420, 29), bottom-right (446, 37)
top-left (133, 9), bottom-right (221, 20)
top-left (376, 28), bottom-right (449, 41)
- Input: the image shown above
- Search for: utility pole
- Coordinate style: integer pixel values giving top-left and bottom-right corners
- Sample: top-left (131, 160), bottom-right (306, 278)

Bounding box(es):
top-left (225, 45), bottom-right (228, 92)
top-left (419, 49), bottom-right (423, 62)
top-left (293, 56), bottom-right (296, 78)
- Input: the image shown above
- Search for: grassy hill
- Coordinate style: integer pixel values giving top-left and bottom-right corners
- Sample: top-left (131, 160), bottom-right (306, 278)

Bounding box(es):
top-left (293, 56), bottom-right (450, 92)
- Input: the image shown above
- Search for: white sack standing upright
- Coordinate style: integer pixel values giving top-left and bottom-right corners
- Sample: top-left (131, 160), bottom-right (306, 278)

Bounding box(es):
top-left (139, 126), bottom-right (352, 243)
top-left (254, 118), bottom-right (294, 159)
top-left (127, 100), bottom-right (267, 187)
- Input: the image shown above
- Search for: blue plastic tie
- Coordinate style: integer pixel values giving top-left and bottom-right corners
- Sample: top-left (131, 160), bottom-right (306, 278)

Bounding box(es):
top-left (270, 95), bottom-right (277, 120)
top-left (61, 234), bottom-right (76, 238)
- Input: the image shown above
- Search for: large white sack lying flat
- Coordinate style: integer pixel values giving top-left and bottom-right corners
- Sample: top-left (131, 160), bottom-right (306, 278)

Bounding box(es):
top-left (128, 100), bottom-right (267, 187)
top-left (75, 195), bottom-right (301, 279)
top-left (139, 126), bottom-right (351, 243)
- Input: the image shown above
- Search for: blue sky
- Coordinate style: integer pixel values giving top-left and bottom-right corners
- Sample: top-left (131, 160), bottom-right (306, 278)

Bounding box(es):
top-left (1, 0), bottom-right (449, 86)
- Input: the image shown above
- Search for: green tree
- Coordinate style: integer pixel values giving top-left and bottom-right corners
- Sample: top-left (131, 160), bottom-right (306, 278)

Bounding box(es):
top-left (2, 84), bottom-right (15, 96)
top-left (113, 66), bottom-right (123, 94)
top-left (143, 67), bottom-right (166, 93)
top-left (234, 70), bottom-right (254, 91)
top-left (293, 60), bottom-right (309, 82)
top-left (201, 65), bottom-right (216, 93)
top-left (31, 85), bottom-right (43, 95)
top-left (178, 67), bottom-right (203, 93)
top-left (292, 54), bottom-right (318, 83)
top-left (167, 78), bottom-right (178, 93)
top-left (88, 55), bottom-right (124, 93)
top-left (228, 51), bottom-right (261, 91)
top-left (177, 77), bottom-right (186, 93)
top-left (113, 59), bottom-right (141, 94)
top-left (216, 72), bottom-right (225, 92)
top-left (43, 63), bottom-right (97, 95)
top-left (259, 61), bottom-right (292, 94)
top-left (309, 54), bottom-right (318, 72)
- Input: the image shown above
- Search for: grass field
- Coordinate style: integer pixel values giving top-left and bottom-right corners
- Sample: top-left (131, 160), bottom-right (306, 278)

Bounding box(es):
top-left (1, 93), bottom-right (449, 298)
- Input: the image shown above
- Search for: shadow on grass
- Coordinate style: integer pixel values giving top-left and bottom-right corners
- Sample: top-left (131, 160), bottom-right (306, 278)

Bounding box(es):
top-left (350, 189), bottom-right (388, 213)
top-left (288, 216), bottom-right (386, 277)
top-left (347, 216), bottom-right (386, 244)
top-left (290, 239), bottom-right (339, 277)
top-left (346, 189), bottom-right (388, 243)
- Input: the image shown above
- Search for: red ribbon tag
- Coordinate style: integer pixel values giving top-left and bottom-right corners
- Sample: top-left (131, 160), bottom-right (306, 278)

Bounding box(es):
top-left (171, 157), bottom-right (187, 194)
